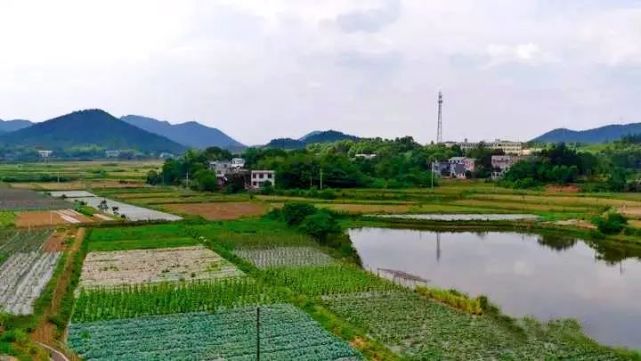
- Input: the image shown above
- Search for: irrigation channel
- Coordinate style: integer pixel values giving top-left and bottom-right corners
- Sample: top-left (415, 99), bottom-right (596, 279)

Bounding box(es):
top-left (348, 227), bottom-right (641, 350)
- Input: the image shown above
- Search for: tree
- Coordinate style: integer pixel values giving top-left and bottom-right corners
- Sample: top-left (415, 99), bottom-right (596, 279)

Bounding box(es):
top-left (300, 210), bottom-right (341, 241)
top-left (282, 203), bottom-right (317, 226)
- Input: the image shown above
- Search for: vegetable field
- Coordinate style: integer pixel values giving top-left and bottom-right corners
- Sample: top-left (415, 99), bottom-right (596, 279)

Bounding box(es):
top-left (69, 304), bottom-right (362, 361)
top-left (0, 229), bottom-right (60, 315)
top-left (0, 188), bottom-right (69, 211)
top-left (234, 246), bottom-right (334, 269)
top-left (324, 291), bottom-right (625, 360)
top-left (79, 246), bottom-right (243, 288)
top-left (73, 278), bottom-right (287, 322)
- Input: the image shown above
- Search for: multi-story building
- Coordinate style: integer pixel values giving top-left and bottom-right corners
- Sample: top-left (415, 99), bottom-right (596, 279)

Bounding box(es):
top-left (450, 139), bottom-right (524, 155)
top-left (250, 170), bottom-right (276, 189)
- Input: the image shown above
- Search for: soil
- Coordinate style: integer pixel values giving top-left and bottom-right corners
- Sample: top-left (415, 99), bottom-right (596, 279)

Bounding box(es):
top-left (16, 210), bottom-right (94, 228)
top-left (31, 228), bottom-right (85, 361)
top-left (163, 202), bottom-right (268, 220)
top-left (43, 230), bottom-right (71, 252)
top-left (545, 184), bottom-right (580, 193)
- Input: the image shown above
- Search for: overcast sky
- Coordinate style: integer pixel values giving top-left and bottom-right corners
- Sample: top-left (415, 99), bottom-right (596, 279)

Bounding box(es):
top-left (1, 0), bottom-right (641, 145)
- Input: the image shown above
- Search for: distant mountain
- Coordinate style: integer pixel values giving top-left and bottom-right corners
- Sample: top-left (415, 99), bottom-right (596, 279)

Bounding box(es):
top-left (121, 115), bottom-right (244, 150)
top-left (266, 130), bottom-right (359, 149)
top-left (532, 123), bottom-right (641, 144)
top-left (0, 119), bottom-right (32, 133)
top-left (0, 109), bottom-right (185, 153)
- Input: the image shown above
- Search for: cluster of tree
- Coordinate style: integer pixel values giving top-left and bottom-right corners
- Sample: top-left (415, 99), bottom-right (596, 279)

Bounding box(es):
top-left (246, 136), bottom-right (456, 189)
top-left (147, 147), bottom-right (233, 192)
top-left (501, 144), bottom-right (600, 188)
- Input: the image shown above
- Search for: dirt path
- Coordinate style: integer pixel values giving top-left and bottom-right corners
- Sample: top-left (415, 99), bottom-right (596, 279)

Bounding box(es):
top-left (31, 227), bottom-right (85, 361)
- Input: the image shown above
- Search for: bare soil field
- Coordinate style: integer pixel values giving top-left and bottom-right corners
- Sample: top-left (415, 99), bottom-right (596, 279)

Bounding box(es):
top-left (163, 202), bottom-right (268, 220)
top-left (79, 246), bottom-right (243, 288)
top-left (15, 210), bottom-right (94, 228)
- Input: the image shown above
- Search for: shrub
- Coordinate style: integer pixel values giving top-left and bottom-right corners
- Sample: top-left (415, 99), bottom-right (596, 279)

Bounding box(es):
top-left (300, 210), bottom-right (341, 241)
top-left (592, 212), bottom-right (628, 234)
top-left (282, 202), bottom-right (317, 226)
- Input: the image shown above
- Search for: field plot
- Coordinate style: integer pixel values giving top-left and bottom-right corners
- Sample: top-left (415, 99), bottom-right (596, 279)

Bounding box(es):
top-left (0, 229), bottom-right (61, 315)
top-left (51, 191), bottom-right (181, 221)
top-left (69, 304), bottom-right (362, 361)
top-left (0, 188), bottom-right (69, 211)
top-left (87, 223), bottom-right (196, 251)
top-left (79, 246), bottom-right (243, 288)
top-left (163, 201), bottom-right (268, 220)
top-left (15, 209), bottom-right (94, 227)
top-left (234, 247), bottom-right (333, 269)
top-left (325, 291), bottom-right (623, 360)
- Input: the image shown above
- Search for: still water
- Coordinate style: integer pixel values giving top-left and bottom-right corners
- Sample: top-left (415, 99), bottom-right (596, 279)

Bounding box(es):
top-left (348, 227), bottom-right (641, 349)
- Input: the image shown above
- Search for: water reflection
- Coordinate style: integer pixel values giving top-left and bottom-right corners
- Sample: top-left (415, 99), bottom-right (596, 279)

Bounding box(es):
top-left (348, 227), bottom-right (641, 349)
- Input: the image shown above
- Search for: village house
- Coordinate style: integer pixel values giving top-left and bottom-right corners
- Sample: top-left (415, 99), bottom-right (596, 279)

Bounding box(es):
top-left (448, 157), bottom-right (475, 179)
top-left (250, 170), bottom-right (275, 189)
top-left (491, 155), bottom-right (529, 179)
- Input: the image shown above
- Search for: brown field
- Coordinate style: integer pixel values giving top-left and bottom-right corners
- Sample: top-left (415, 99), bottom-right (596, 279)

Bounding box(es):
top-left (15, 209), bottom-right (94, 227)
top-left (163, 202), bottom-right (269, 220)
top-left (43, 229), bottom-right (72, 252)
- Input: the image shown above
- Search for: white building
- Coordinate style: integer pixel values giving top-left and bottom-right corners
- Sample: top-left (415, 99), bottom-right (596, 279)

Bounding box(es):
top-left (491, 155), bottom-right (530, 179)
top-left (209, 161), bottom-right (232, 178)
top-left (355, 153), bottom-right (377, 160)
top-left (250, 170), bottom-right (275, 189)
top-left (38, 150), bottom-right (53, 159)
top-left (454, 139), bottom-right (524, 155)
top-left (105, 150), bottom-right (120, 158)
top-left (231, 158), bottom-right (246, 169)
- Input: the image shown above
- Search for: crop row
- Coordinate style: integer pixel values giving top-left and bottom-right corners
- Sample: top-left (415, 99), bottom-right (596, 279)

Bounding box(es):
top-left (324, 291), bottom-right (624, 360)
top-left (0, 250), bottom-right (60, 314)
top-left (72, 278), bottom-right (288, 322)
top-left (0, 188), bottom-right (69, 211)
top-left (234, 246), bottom-right (334, 269)
top-left (69, 304), bottom-right (362, 361)
top-left (0, 229), bottom-right (52, 262)
top-left (265, 264), bottom-right (396, 297)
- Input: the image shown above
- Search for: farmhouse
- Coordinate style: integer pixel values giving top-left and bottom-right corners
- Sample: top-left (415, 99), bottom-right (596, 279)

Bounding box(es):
top-left (251, 170), bottom-right (275, 189)
top-left (105, 150), bottom-right (120, 158)
top-left (448, 157), bottom-right (475, 179)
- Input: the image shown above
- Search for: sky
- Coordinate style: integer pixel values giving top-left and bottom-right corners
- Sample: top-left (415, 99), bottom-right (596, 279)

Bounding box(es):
top-left (1, 0), bottom-right (641, 145)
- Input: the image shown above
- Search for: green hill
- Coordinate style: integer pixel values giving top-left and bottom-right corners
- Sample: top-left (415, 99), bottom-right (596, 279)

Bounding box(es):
top-left (266, 130), bottom-right (359, 149)
top-left (0, 109), bottom-right (185, 153)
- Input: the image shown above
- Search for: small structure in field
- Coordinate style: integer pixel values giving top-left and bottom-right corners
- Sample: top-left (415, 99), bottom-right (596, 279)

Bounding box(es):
top-left (250, 170), bottom-right (275, 189)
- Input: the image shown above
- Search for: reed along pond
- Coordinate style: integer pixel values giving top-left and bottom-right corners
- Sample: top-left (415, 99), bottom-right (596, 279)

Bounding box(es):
top-left (349, 227), bottom-right (641, 349)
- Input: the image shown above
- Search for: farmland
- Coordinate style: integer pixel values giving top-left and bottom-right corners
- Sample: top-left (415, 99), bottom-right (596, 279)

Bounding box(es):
top-left (69, 304), bottom-right (362, 361)
top-left (0, 188), bottom-right (69, 211)
top-left (0, 229), bottom-right (60, 315)
top-left (2, 170), bottom-right (641, 360)
top-left (78, 246), bottom-right (243, 288)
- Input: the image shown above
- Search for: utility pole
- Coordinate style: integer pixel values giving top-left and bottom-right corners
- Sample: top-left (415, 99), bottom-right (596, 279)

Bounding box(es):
top-left (319, 168), bottom-right (323, 190)
top-left (185, 170), bottom-right (189, 189)
top-left (436, 91), bottom-right (443, 144)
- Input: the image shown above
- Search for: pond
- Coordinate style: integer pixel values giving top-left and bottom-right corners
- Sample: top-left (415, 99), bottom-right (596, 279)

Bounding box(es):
top-left (348, 227), bottom-right (641, 349)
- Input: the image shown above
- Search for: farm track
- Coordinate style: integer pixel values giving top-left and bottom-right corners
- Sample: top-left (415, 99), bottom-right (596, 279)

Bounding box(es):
top-left (32, 228), bottom-right (85, 361)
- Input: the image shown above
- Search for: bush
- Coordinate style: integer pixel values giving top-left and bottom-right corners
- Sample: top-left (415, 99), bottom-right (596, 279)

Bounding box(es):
top-left (282, 202), bottom-right (317, 226)
top-left (299, 210), bottom-right (341, 241)
top-left (592, 212), bottom-right (628, 234)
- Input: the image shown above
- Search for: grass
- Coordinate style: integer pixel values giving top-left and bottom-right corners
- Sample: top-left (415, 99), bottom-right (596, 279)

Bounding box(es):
top-left (0, 211), bottom-right (16, 227)
top-left (86, 224), bottom-right (198, 251)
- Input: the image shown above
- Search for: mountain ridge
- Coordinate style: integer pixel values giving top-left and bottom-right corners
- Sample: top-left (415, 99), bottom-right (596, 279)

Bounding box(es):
top-left (0, 109), bottom-right (185, 153)
top-left (121, 115), bottom-right (244, 150)
top-left (532, 123), bottom-right (641, 144)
